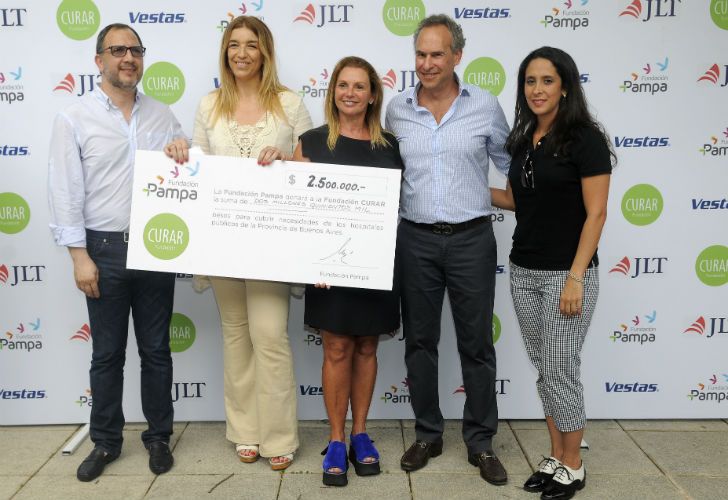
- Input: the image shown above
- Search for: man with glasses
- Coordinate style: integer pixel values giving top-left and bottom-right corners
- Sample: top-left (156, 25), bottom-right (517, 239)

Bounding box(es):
top-left (385, 15), bottom-right (511, 485)
top-left (48, 23), bottom-right (186, 482)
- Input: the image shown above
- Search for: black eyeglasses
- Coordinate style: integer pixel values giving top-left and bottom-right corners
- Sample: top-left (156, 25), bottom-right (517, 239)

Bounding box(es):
top-left (99, 45), bottom-right (146, 58)
top-left (520, 150), bottom-right (535, 189)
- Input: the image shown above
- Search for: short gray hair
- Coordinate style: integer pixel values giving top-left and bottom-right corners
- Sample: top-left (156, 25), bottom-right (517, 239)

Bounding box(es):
top-left (413, 14), bottom-right (466, 53)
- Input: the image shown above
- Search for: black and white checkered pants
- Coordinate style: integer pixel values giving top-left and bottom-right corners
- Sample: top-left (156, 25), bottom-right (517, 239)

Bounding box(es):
top-left (510, 262), bottom-right (599, 432)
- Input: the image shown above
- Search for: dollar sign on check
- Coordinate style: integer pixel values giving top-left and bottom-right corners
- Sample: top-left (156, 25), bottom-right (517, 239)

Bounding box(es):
top-left (288, 174), bottom-right (296, 185)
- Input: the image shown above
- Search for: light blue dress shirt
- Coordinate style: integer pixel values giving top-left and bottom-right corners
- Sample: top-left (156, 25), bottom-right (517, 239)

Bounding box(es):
top-left (385, 77), bottom-right (511, 224)
top-left (48, 87), bottom-right (185, 247)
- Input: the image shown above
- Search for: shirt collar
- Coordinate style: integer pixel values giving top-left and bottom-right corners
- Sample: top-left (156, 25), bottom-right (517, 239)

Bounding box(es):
top-left (93, 86), bottom-right (140, 111)
top-left (406, 73), bottom-right (470, 106)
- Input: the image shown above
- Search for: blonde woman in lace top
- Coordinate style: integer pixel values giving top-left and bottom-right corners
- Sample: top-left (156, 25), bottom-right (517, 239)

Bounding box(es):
top-left (165, 16), bottom-right (312, 470)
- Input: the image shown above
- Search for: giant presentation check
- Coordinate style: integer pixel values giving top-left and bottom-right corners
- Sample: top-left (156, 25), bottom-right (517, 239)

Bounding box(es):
top-left (127, 151), bottom-right (402, 290)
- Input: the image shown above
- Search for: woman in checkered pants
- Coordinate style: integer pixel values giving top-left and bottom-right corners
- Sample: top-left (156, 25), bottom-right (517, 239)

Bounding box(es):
top-left (491, 47), bottom-right (614, 500)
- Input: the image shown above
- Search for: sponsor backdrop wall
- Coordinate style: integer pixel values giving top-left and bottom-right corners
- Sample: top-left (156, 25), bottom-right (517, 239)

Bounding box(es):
top-left (1, 0), bottom-right (727, 425)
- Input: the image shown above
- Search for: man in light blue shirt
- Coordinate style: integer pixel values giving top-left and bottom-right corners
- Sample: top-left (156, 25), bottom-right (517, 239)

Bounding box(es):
top-left (48, 23), bottom-right (186, 482)
top-left (386, 14), bottom-right (510, 485)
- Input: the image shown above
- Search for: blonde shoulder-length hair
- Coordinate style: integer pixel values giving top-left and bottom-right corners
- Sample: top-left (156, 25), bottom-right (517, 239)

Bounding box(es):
top-left (324, 56), bottom-right (390, 151)
top-left (210, 16), bottom-right (289, 124)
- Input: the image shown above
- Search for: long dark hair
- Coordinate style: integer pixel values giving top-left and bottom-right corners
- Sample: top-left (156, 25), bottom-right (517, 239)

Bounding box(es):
top-left (506, 46), bottom-right (615, 163)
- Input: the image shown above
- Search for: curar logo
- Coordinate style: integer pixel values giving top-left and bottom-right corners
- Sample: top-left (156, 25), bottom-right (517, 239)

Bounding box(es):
top-left (699, 127), bottom-right (728, 157)
top-left (687, 373), bottom-right (728, 403)
top-left (0, 317), bottom-right (42, 352)
top-left (697, 64), bottom-right (727, 87)
top-left (609, 256), bottom-right (668, 279)
top-left (380, 378), bottom-right (410, 403)
top-left (0, 192), bottom-right (30, 234)
top-left (0, 66), bottom-right (24, 105)
top-left (684, 316), bottom-right (728, 338)
top-left (619, 57), bottom-right (669, 95)
top-left (143, 213), bottom-right (189, 260)
top-left (621, 184), bottom-right (663, 226)
top-left (695, 245), bottom-right (728, 286)
top-left (298, 68), bottom-right (329, 99)
top-left (381, 68), bottom-right (417, 93)
top-left (142, 62), bottom-right (185, 105)
top-left (169, 313), bottom-right (196, 353)
top-left (711, 0), bottom-right (728, 30)
top-left (462, 57), bottom-right (506, 96)
top-left (143, 163), bottom-right (200, 203)
top-left (619, 0), bottom-right (680, 22)
top-left (57, 0), bottom-right (100, 40)
top-left (70, 323), bottom-right (91, 342)
top-left (382, 0), bottom-right (425, 36)
top-left (540, 0), bottom-right (590, 31)
top-left (53, 72), bottom-right (100, 97)
top-left (609, 310), bottom-right (657, 345)
top-left (294, 3), bottom-right (353, 28)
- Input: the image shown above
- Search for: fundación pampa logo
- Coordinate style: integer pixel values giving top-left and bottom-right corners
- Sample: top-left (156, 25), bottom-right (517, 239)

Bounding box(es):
top-left (699, 127), bottom-right (728, 157)
top-left (540, 0), bottom-right (591, 31)
top-left (462, 57), bottom-right (506, 96)
top-left (142, 62), bottom-right (185, 105)
top-left (57, 0), bottom-right (100, 41)
top-left (143, 213), bottom-right (189, 260)
top-left (0, 192), bottom-right (30, 234)
top-left (382, 0), bottom-right (425, 36)
top-left (143, 162), bottom-right (200, 202)
top-left (695, 245), bottom-right (728, 287)
top-left (169, 312), bottom-right (196, 353)
top-left (621, 184), bottom-right (663, 226)
top-left (620, 56), bottom-right (670, 95)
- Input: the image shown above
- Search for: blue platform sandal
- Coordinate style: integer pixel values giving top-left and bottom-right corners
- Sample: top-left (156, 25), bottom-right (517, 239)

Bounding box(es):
top-left (321, 441), bottom-right (348, 486)
top-left (349, 432), bottom-right (381, 476)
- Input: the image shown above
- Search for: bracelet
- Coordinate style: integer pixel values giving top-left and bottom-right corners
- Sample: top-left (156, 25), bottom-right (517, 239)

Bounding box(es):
top-left (567, 271), bottom-right (584, 284)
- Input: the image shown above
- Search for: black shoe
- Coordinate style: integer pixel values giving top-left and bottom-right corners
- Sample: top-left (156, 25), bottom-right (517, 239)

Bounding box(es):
top-left (524, 456), bottom-right (561, 492)
top-left (76, 447), bottom-right (117, 482)
top-left (400, 438), bottom-right (443, 472)
top-left (148, 441), bottom-right (174, 475)
top-left (541, 465), bottom-right (586, 500)
top-left (468, 450), bottom-right (508, 485)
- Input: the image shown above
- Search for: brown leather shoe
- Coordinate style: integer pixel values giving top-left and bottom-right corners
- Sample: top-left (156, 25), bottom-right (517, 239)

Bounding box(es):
top-left (400, 438), bottom-right (443, 471)
top-left (468, 450), bottom-right (508, 485)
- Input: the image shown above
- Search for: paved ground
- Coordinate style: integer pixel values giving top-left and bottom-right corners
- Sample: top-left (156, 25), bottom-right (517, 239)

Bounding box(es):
top-left (1, 419), bottom-right (727, 499)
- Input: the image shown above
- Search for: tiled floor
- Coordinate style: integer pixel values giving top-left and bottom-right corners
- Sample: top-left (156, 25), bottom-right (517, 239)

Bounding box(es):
top-left (1, 419), bottom-right (726, 499)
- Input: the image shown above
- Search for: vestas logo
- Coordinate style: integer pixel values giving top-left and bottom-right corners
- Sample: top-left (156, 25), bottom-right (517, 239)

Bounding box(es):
top-left (619, 57), bottom-right (670, 95)
top-left (143, 163), bottom-right (200, 203)
top-left (129, 11), bottom-right (186, 24)
top-left (294, 3), bottom-right (354, 28)
top-left (540, 0), bottom-right (590, 30)
top-left (619, 0), bottom-right (680, 22)
top-left (0, 7), bottom-right (27, 26)
top-left (609, 311), bottom-right (657, 345)
top-left (687, 373), bottom-right (728, 403)
top-left (298, 68), bottom-right (329, 99)
top-left (692, 198), bottom-right (728, 210)
top-left (609, 256), bottom-right (668, 278)
top-left (453, 7), bottom-right (510, 19)
top-left (299, 383), bottom-right (324, 396)
top-left (53, 72), bottom-right (100, 97)
top-left (699, 127), bottom-right (728, 156)
top-left (605, 382), bottom-right (659, 393)
top-left (0, 317), bottom-right (42, 352)
top-left (381, 68), bottom-right (416, 93)
top-left (0, 263), bottom-right (46, 286)
top-left (0, 145), bottom-right (28, 156)
top-left (698, 64), bottom-right (728, 87)
top-left (70, 323), bottom-right (91, 342)
top-left (0, 388), bottom-right (46, 399)
top-left (614, 135), bottom-right (669, 148)
top-left (684, 316), bottom-right (728, 338)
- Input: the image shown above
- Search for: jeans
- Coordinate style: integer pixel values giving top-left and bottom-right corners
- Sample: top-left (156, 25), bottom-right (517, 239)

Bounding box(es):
top-left (85, 230), bottom-right (175, 455)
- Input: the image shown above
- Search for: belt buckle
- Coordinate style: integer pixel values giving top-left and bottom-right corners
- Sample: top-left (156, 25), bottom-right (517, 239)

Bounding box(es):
top-left (433, 223), bottom-right (453, 235)
top-left (123, 232), bottom-right (129, 243)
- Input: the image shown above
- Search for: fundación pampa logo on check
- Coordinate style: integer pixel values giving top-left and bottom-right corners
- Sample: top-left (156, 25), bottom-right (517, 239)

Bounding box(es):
top-left (143, 213), bottom-right (189, 260)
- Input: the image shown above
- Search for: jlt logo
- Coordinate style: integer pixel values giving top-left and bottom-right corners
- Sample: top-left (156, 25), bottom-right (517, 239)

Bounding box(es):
top-left (609, 257), bottom-right (667, 278)
top-left (294, 3), bottom-right (353, 27)
top-left (698, 64), bottom-right (728, 87)
top-left (620, 0), bottom-right (680, 22)
top-left (0, 264), bottom-right (46, 286)
top-left (381, 69), bottom-right (417, 92)
top-left (172, 382), bottom-right (205, 402)
top-left (684, 316), bottom-right (728, 338)
top-left (53, 73), bottom-right (100, 97)
top-left (0, 8), bottom-right (26, 26)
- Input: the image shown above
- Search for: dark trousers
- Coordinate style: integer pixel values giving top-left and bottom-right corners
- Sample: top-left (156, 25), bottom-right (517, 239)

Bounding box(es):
top-left (85, 230), bottom-right (175, 455)
top-left (397, 219), bottom-right (498, 454)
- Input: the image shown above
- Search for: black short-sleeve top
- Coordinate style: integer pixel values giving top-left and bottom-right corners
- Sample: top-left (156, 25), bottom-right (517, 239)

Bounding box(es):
top-left (508, 126), bottom-right (612, 270)
top-left (300, 125), bottom-right (403, 171)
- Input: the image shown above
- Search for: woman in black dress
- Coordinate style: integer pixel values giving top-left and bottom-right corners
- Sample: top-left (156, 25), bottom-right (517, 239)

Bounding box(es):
top-left (292, 56), bottom-right (403, 487)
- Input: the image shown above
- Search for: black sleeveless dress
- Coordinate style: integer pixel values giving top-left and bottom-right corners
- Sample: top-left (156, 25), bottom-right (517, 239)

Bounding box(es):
top-left (301, 125), bottom-right (403, 336)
